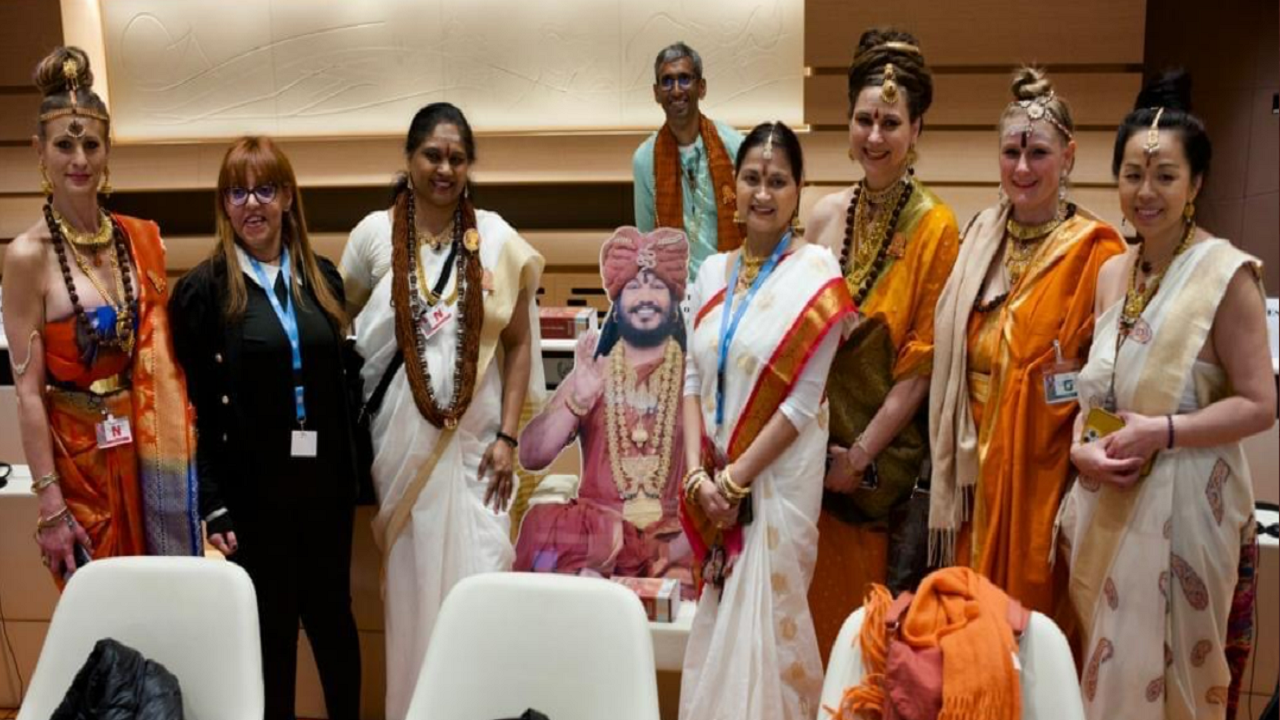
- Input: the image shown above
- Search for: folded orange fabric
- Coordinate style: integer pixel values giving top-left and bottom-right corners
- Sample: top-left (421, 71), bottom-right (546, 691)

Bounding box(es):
top-left (902, 567), bottom-right (1020, 720)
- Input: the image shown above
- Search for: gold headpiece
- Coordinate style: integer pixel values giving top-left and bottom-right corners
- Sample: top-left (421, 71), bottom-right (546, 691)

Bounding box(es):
top-left (1144, 107), bottom-right (1165, 161)
top-left (856, 41), bottom-right (923, 59)
top-left (763, 122), bottom-right (776, 160)
top-left (881, 64), bottom-right (900, 104)
top-left (38, 56), bottom-right (109, 133)
top-left (1011, 92), bottom-right (1073, 141)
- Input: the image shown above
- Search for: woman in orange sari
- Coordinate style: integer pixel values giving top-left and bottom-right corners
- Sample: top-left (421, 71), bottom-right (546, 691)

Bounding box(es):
top-left (928, 68), bottom-right (1125, 615)
top-left (2, 47), bottom-right (199, 585)
top-left (806, 28), bottom-right (960, 663)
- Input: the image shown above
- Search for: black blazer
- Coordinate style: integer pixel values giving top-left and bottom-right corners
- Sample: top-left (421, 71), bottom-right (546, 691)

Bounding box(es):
top-left (168, 252), bottom-right (360, 519)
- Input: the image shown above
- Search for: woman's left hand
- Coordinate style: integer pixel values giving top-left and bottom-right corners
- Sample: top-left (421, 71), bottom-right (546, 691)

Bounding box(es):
top-left (480, 439), bottom-right (516, 513)
top-left (1104, 411), bottom-right (1165, 464)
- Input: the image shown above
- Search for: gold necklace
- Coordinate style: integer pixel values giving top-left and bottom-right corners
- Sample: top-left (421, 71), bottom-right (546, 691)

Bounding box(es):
top-left (738, 250), bottom-right (768, 290)
top-left (66, 239), bottom-right (135, 355)
top-left (846, 179), bottom-right (907, 292)
top-left (53, 208), bottom-right (114, 249)
top-left (1005, 210), bottom-right (1063, 242)
top-left (414, 233), bottom-right (459, 306)
top-left (1121, 222), bottom-right (1196, 334)
top-left (415, 220), bottom-right (454, 251)
top-left (1002, 231), bottom-right (1048, 289)
top-left (604, 339), bottom-right (681, 528)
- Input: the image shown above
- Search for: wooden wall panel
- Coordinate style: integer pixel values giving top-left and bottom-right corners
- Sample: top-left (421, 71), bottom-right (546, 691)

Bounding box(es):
top-left (806, 0), bottom-right (1145, 68)
top-left (0, 92), bottom-right (40, 142)
top-left (805, 72), bottom-right (1142, 128)
top-left (0, 1), bottom-right (63, 87)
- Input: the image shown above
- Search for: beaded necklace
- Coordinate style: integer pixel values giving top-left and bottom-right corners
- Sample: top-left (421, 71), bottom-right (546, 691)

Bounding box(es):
top-left (44, 203), bottom-right (136, 357)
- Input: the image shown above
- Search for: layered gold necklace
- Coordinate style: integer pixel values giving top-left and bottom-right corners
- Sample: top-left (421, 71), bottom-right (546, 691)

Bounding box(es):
top-left (52, 208), bottom-right (114, 250)
top-left (1120, 221), bottom-right (1196, 335)
top-left (840, 176), bottom-right (912, 305)
top-left (1002, 211), bottom-right (1063, 288)
top-left (416, 220), bottom-right (455, 251)
top-left (604, 338), bottom-right (681, 528)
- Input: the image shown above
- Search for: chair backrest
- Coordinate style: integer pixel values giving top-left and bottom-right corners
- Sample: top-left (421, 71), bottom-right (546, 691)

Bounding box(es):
top-left (818, 607), bottom-right (1085, 720)
top-left (18, 556), bottom-right (262, 720)
top-left (407, 572), bottom-right (660, 720)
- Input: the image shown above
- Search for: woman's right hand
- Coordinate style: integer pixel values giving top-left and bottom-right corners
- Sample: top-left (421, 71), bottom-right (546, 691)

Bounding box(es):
top-left (1070, 437), bottom-right (1144, 488)
top-left (697, 478), bottom-right (738, 530)
top-left (205, 511), bottom-right (239, 556)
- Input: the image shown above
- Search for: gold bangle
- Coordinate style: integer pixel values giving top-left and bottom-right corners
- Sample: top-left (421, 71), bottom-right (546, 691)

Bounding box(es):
top-left (683, 468), bottom-right (711, 504)
top-left (716, 467), bottom-right (751, 503)
top-left (563, 393), bottom-right (590, 418)
top-left (36, 506), bottom-right (71, 531)
top-left (31, 471), bottom-right (61, 494)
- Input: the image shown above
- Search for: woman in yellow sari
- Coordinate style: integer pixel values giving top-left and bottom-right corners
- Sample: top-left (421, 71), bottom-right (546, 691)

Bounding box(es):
top-left (1059, 72), bottom-right (1274, 720)
top-left (928, 68), bottom-right (1125, 615)
top-left (806, 27), bottom-right (959, 663)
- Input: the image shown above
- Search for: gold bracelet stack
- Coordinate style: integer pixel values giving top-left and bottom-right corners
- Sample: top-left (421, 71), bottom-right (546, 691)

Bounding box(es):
top-left (683, 467), bottom-right (711, 504)
top-left (36, 506), bottom-right (72, 531)
top-left (31, 471), bottom-right (61, 493)
top-left (716, 467), bottom-right (751, 505)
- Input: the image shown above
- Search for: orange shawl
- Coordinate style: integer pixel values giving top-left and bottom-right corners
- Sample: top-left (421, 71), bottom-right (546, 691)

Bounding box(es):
top-left (653, 114), bottom-right (739, 251)
top-left (836, 567), bottom-right (1021, 720)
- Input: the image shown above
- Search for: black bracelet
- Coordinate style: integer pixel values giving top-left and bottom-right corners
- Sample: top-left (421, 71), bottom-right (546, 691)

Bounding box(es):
top-left (1166, 415), bottom-right (1175, 450)
top-left (497, 431), bottom-right (519, 449)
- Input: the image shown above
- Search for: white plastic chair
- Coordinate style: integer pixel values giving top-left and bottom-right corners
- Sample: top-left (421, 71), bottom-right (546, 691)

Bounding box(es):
top-left (406, 572), bottom-right (661, 720)
top-left (18, 556), bottom-right (263, 720)
top-left (818, 607), bottom-right (1085, 720)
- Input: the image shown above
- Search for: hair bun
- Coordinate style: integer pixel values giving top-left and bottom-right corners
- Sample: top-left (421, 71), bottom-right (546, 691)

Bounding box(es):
top-left (855, 27), bottom-right (922, 60)
top-left (1136, 70), bottom-right (1192, 112)
top-left (1010, 66), bottom-right (1053, 101)
top-left (34, 46), bottom-right (94, 98)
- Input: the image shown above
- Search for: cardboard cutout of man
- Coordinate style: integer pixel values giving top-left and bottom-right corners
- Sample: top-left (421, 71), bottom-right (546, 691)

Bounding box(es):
top-left (515, 227), bottom-right (691, 591)
top-left (632, 42), bottom-right (743, 278)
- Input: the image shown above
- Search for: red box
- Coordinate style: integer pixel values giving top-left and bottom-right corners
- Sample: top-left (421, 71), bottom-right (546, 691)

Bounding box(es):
top-left (539, 307), bottom-right (595, 340)
top-left (611, 576), bottom-right (680, 623)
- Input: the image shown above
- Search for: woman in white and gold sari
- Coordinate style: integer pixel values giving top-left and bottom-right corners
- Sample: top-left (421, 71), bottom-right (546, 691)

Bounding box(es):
top-left (679, 122), bottom-right (855, 720)
top-left (1058, 72), bottom-right (1274, 720)
top-left (346, 102), bottom-right (544, 720)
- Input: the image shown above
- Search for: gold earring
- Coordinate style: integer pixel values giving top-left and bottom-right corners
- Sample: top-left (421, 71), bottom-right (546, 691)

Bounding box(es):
top-left (848, 147), bottom-right (856, 163)
top-left (1183, 201), bottom-right (1195, 222)
top-left (733, 209), bottom-right (743, 224)
top-left (39, 163), bottom-right (53, 196)
top-left (906, 146), bottom-right (918, 175)
top-left (99, 166), bottom-right (113, 198)
top-left (791, 213), bottom-right (805, 235)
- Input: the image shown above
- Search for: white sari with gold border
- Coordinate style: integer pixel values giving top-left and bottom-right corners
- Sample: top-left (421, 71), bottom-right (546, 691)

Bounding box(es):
top-left (1058, 238), bottom-right (1260, 720)
top-left (354, 209), bottom-right (545, 720)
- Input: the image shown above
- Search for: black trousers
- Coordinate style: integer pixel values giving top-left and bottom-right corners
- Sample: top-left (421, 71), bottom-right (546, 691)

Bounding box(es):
top-left (231, 498), bottom-right (361, 720)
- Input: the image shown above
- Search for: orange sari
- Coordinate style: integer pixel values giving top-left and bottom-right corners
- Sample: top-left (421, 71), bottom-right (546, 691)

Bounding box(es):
top-left (931, 207), bottom-right (1123, 615)
top-left (809, 184), bottom-right (959, 664)
top-left (42, 214), bottom-right (200, 583)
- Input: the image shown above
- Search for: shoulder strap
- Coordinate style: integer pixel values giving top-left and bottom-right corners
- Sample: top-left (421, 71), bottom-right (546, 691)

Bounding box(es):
top-left (363, 350), bottom-right (404, 418)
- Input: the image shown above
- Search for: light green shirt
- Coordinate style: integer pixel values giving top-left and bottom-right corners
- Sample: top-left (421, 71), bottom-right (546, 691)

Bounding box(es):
top-left (632, 119), bottom-right (743, 278)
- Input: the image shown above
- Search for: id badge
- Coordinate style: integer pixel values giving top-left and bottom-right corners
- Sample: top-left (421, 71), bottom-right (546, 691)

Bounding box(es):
top-left (291, 430), bottom-right (318, 458)
top-left (1040, 339), bottom-right (1081, 405)
top-left (420, 305), bottom-right (454, 340)
top-left (95, 415), bottom-right (133, 449)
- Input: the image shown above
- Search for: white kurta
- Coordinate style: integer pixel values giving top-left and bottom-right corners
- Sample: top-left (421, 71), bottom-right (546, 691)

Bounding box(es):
top-left (349, 209), bottom-right (544, 720)
top-left (680, 245), bottom-right (848, 720)
top-left (1058, 239), bottom-right (1259, 720)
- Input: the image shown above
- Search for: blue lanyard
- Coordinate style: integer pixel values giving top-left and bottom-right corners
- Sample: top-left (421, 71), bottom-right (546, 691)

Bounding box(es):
top-left (715, 232), bottom-right (790, 427)
top-left (248, 247), bottom-right (306, 427)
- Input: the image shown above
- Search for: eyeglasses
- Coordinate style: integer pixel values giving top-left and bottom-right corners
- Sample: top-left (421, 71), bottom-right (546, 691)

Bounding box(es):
top-left (659, 73), bottom-right (697, 91)
top-left (225, 183), bottom-right (279, 207)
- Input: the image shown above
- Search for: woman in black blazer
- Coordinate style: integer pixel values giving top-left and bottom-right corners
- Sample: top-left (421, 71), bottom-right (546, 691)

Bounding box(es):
top-left (169, 136), bottom-right (361, 720)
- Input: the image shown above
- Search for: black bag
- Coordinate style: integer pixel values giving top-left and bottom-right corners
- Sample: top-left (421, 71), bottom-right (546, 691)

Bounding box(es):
top-left (345, 338), bottom-right (403, 506)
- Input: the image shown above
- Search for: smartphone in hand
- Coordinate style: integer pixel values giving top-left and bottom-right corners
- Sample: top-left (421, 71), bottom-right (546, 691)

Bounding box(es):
top-left (63, 542), bottom-right (92, 581)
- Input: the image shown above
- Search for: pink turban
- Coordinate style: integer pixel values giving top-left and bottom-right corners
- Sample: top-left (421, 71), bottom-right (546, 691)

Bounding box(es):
top-left (599, 226), bottom-right (690, 299)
